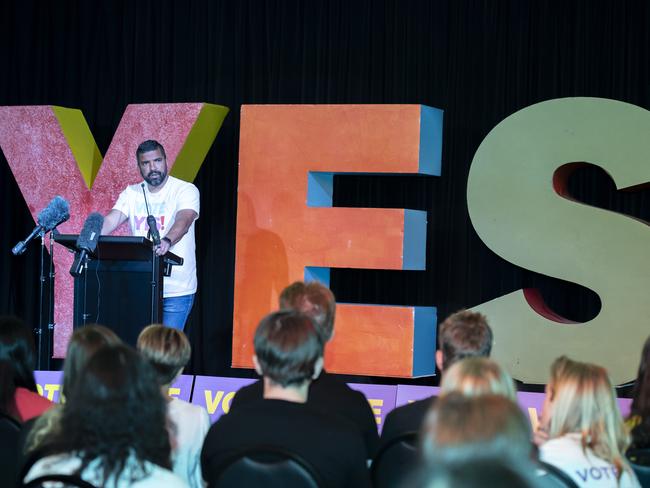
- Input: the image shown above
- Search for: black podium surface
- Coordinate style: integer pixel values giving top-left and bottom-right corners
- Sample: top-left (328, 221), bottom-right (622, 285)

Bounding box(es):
top-left (55, 234), bottom-right (182, 346)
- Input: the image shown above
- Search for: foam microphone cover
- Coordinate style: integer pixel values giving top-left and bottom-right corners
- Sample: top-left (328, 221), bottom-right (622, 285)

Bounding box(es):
top-left (76, 212), bottom-right (104, 253)
top-left (37, 196), bottom-right (70, 231)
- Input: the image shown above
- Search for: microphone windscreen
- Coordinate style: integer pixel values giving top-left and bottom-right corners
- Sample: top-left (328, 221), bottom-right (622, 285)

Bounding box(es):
top-left (76, 212), bottom-right (104, 252)
top-left (38, 196), bottom-right (70, 230)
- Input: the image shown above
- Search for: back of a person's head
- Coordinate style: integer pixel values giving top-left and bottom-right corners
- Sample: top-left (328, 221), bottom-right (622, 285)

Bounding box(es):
top-left (254, 309), bottom-right (324, 387)
top-left (631, 335), bottom-right (650, 420)
top-left (440, 357), bottom-right (517, 401)
top-left (137, 324), bottom-right (191, 386)
top-left (415, 456), bottom-right (542, 488)
top-left (422, 393), bottom-right (532, 464)
top-left (546, 356), bottom-right (628, 472)
top-left (49, 344), bottom-right (172, 484)
top-left (0, 316), bottom-right (37, 417)
top-left (63, 324), bottom-right (121, 399)
top-left (438, 310), bottom-right (492, 371)
top-left (279, 281), bottom-right (336, 342)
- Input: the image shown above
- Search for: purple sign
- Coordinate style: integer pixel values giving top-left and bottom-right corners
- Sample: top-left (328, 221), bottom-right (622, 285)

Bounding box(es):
top-left (348, 383), bottom-right (398, 433)
top-left (34, 371), bottom-right (195, 404)
top-left (191, 376), bottom-right (257, 423)
top-left (168, 374), bottom-right (194, 402)
top-left (618, 397), bottom-right (632, 418)
top-left (32, 369), bottom-right (632, 432)
top-left (517, 391), bottom-right (632, 431)
top-left (395, 385), bottom-right (438, 408)
top-left (395, 385), bottom-right (632, 431)
top-left (34, 370), bottom-right (64, 403)
top-left (515, 391), bottom-right (545, 431)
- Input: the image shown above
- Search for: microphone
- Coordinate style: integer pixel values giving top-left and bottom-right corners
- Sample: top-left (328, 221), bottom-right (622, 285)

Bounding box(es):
top-left (141, 183), bottom-right (161, 246)
top-left (12, 196), bottom-right (70, 256)
top-left (69, 212), bottom-right (104, 277)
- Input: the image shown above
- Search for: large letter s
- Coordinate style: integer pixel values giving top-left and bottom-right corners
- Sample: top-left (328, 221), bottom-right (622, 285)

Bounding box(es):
top-left (467, 98), bottom-right (650, 384)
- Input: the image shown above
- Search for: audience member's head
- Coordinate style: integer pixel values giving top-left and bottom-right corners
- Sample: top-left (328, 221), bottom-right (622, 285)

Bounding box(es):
top-left (440, 357), bottom-right (517, 401)
top-left (41, 344), bottom-right (172, 484)
top-left (542, 356), bottom-right (629, 476)
top-left (137, 324), bottom-right (191, 387)
top-left (422, 393), bottom-right (533, 464)
top-left (279, 281), bottom-right (336, 343)
top-left (0, 316), bottom-right (37, 418)
top-left (436, 310), bottom-right (492, 373)
top-left (414, 456), bottom-right (543, 488)
top-left (253, 309), bottom-right (324, 388)
top-left (25, 324), bottom-right (122, 453)
top-left (62, 324), bottom-right (121, 399)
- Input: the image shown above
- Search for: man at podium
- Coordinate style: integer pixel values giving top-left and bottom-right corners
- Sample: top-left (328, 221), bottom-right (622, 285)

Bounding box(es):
top-left (101, 139), bottom-right (200, 330)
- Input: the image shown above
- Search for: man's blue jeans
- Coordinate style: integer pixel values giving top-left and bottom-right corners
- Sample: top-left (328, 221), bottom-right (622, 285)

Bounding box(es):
top-left (163, 293), bottom-right (195, 331)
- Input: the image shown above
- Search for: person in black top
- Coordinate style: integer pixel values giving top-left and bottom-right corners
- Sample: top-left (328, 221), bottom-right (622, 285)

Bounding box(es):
top-left (379, 310), bottom-right (493, 448)
top-left (200, 310), bottom-right (370, 488)
top-left (229, 281), bottom-right (379, 457)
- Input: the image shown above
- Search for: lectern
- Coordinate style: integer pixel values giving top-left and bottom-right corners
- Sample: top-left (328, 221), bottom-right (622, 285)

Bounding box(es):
top-left (55, 234), bottom-right (183, 346)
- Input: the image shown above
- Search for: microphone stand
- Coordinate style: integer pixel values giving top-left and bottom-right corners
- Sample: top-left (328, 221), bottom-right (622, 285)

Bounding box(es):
top-left (141, 184), bottom-right (160, 323)
top-left (36, 230), bottom-right (56, 371)
top-left (37, 231), bottom-right (45, 370)
top-left (47, 232), bottom-right (55, 369)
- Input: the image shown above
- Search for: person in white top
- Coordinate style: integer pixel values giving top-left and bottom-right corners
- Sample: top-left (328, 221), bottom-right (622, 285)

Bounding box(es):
top-left (102, 139), bottom-right (200, 330)
top-left (536, 355), bottom-right (641, 488)
top-left (138, 324), bottom-right (210, 488)
top-left (23, 344), bottom-right (187, 487)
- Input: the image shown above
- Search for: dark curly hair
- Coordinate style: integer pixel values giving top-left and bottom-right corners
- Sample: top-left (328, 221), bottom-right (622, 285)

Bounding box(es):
top-left (41, 344), bottom-right (172, 484)
top-left (0, 316), bottom-right (38, 420)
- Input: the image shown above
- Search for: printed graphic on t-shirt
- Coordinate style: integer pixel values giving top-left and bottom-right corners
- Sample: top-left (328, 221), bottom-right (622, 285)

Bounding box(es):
top-left (574, 465), bottom-right (619, 483)
top-left (131, 202), bottom-right (170, 234)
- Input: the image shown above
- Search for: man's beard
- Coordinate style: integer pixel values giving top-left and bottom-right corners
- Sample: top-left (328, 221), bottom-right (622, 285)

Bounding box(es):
top-left (144, 170), bottom-right (167, 187)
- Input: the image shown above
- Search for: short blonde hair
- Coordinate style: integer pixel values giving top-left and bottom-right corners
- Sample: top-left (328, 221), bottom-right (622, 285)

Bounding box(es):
top-left (546, 356), bottom-right (630, 478)
top-left (137, 324), bottom-right (191, 385)
top-left (440, 357), bottom-right (517, 402)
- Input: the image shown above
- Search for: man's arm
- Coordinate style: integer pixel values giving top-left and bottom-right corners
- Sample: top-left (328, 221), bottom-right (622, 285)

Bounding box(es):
top-left (156, 209), bottom-right (198, 255)
top-left (101, 209), bottom-right (127, 235)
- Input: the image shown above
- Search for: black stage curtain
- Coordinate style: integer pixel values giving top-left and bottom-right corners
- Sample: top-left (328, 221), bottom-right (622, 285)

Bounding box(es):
top-left (1, 0), bottom-right (649, 386)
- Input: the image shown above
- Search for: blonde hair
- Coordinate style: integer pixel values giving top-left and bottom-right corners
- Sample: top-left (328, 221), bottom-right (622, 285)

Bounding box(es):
top-left (422, 393), bottom-right (533, 463)
top-left (546, 356), bottom-right (630, 478)
top-left (137, 324), bottom-right (191, 385)
top-left (440, 357), bottom-right (517, 402)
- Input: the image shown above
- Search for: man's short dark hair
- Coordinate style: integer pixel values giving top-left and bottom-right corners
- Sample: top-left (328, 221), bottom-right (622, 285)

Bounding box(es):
top-left (136, 140), bottom-right (166, 160)
top-left (279, 281), bottom-right (336, 342)
top-left (254, 310), bottom-right (324, 387)
top-left (438, 310), bottom-right (493, 371)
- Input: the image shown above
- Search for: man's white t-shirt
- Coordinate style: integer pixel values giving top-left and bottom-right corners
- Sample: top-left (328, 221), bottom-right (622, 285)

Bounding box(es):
top-left (540, 433), bottom-right (641, 487)
top-left (113, 176), bottom-right (200, 298)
